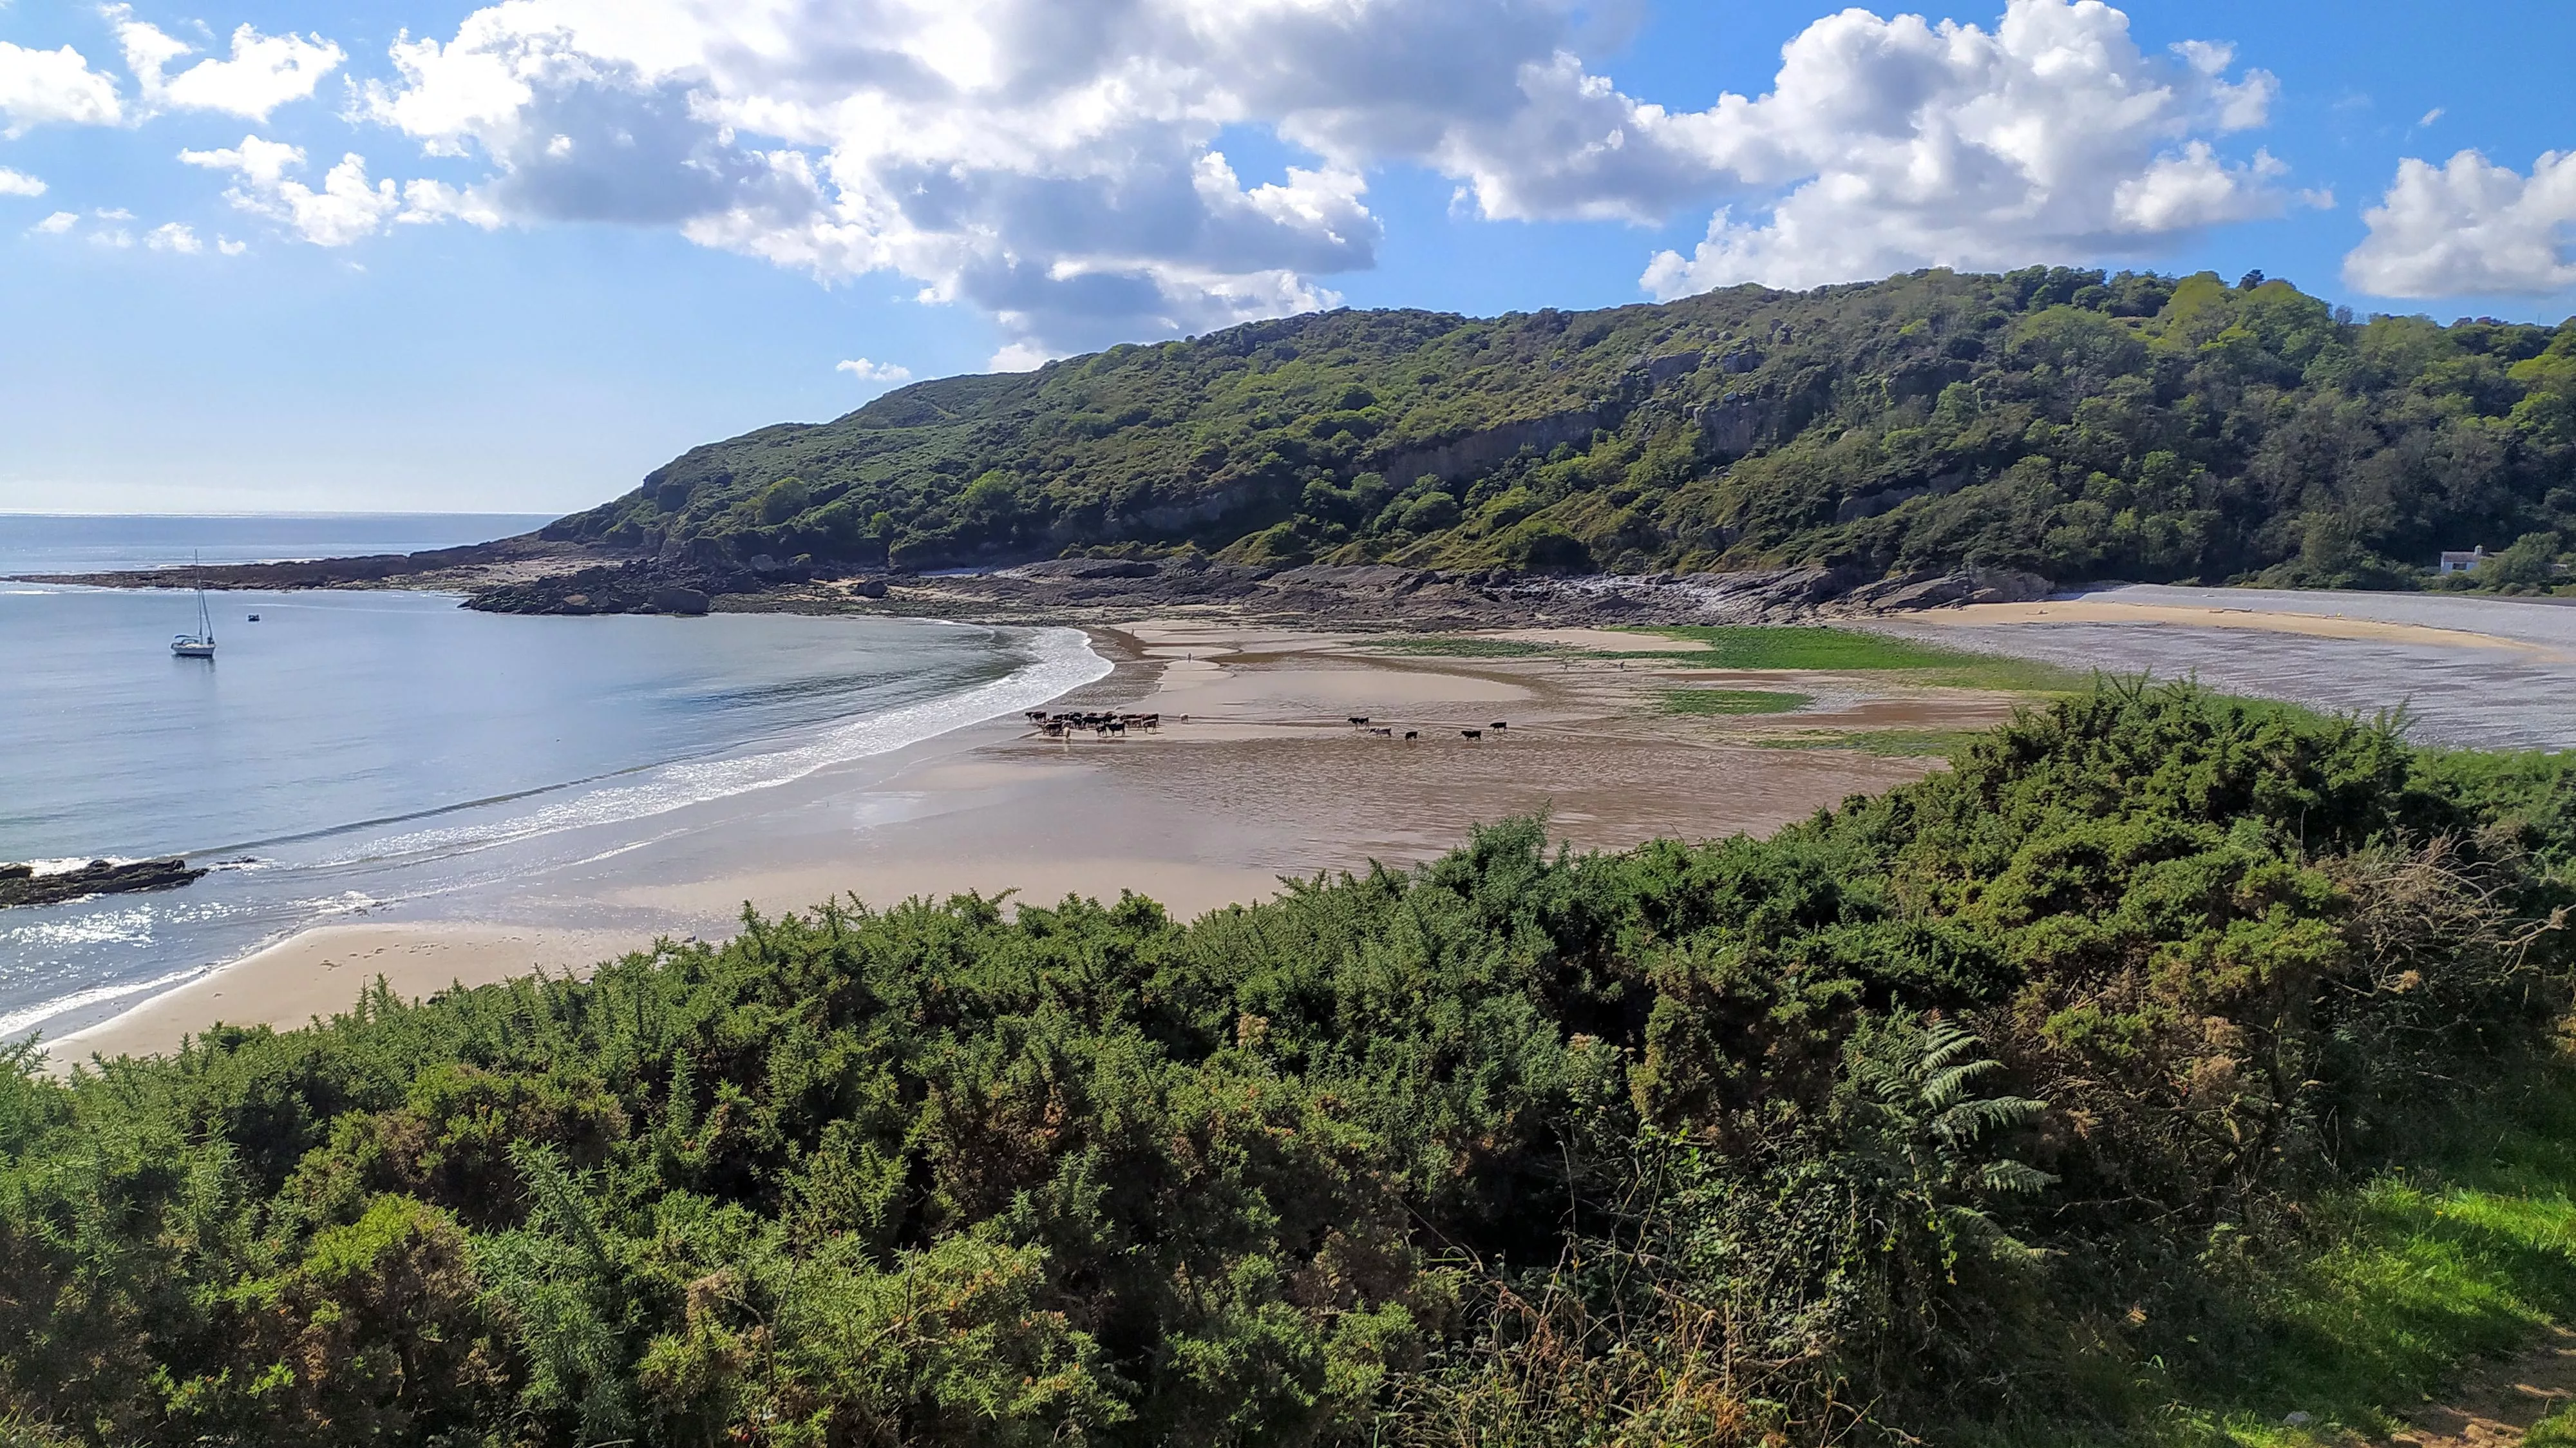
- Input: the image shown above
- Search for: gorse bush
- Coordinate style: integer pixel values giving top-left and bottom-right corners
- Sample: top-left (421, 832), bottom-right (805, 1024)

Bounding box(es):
top-left (5, 682), bottom-right (2573, 1445)
top-left (552, 269), bottom-right (2576, 583)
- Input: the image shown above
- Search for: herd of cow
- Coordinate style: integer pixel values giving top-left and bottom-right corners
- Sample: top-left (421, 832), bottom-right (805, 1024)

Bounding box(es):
top-left (1348, 716), bottom-right (1507, 741)
top-left (1025, 710), bottom-right (1160, 738)
top-left (1024, 709), bottom-right (1508, 742)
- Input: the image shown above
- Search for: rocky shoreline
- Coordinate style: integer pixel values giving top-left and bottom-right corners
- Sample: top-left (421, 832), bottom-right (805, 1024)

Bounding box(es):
top-left (12, 539), bottom-right (2052, 629)
top-left (871, 557), bottom-right (2053, 627)
top-left (12, 532), bottom-right (599, 595)
top-left (0, 857), bottom-right (207, 911)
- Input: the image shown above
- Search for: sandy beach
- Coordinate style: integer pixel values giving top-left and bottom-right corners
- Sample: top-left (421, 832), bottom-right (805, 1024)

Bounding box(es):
top-left (1907, 597), bottom-right (2574, 659)
top-left (48, 924), bottom-right (634, 1062)
top-left (42, 618), bottom-right (2027, 1069)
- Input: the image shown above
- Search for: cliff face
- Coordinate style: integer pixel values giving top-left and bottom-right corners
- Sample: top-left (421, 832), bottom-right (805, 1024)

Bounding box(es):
top-left (544, 267), bottom-right (2576, 589)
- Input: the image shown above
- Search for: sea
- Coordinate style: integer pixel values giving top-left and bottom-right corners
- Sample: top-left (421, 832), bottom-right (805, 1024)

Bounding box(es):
top-left (0, 515), bottom-right (1108, 1041)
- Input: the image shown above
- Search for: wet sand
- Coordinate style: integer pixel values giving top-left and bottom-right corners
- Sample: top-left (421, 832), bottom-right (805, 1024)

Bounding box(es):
top-left (48, 621), bottom-right (2016, 1069)
top-left (1874, 584), bottom-right (2576, 752)
top-left (1918, 598), bottom-right (2570, 659)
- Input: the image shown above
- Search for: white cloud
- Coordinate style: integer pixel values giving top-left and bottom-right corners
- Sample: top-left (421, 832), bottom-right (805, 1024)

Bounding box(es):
top-left (91, 225), bottom-right (133, 248)
top-left (339, 0), bottom-right (2291, 356)
top-left (181, 135), bottom-right (469, 245)
top-left (30, 209), bottom-right (77, 234)
top-left (2416, 107), bottom-right (2444, 129)
top-left (835, 357), bottom-right (913, 385)
top-left (95, 206), bottom-right (134, 220)
top-left (146, 220), bottom-right (202, 252)
top-left (0, 166), bottom-right (44, 197)
top-left (109, 8), bottom-right (344, 120)
top-left (216, 234), bottom-right (246, 254)
top-left (0, 40), bottom-right (124, 132)
top-left (397, 177), bottom-right (504, 229)
top-left (2343, 149), bottom-right (2576, 297)
top-left (1640, 0), bottom-right (2291, 296)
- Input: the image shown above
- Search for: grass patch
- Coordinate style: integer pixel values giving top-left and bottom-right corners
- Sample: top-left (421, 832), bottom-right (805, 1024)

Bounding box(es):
top-left (1754, 728), bottom-right (1986, 757)
top-left (1659, 688), bottom-right (1811, 716)
top-left (1615, 624), bottom-right (1973, 669)
top-left (1908, 653), bottom-right (2094, 693)
top-left (1361, 635), bottom-right (1560, 657)
top-left (2009, 1069), bottom-right (2576, 1447)
top-left (1611, 625), bottom-right (2088, 692)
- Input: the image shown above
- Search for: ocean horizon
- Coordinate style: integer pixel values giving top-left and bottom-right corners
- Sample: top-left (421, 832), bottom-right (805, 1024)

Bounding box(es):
top-left (0, 510), bottom-right (560, 578)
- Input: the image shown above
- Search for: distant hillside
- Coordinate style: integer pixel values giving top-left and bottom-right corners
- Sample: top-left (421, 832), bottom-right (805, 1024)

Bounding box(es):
top-left (547, 268), bottom-right (2576, 587)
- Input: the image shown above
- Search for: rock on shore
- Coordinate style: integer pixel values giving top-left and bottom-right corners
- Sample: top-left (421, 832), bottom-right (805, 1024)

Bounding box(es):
top-left (893, 557), bottom-right (2053, 628)
top-left (0, 858), bottom-right (208, 910)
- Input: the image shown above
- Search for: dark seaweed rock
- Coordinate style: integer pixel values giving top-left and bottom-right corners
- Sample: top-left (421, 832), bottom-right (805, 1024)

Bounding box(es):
top-left (464, 560), bottom-right (780, 615)
top-left (0, 857), bottom-right (207, 910)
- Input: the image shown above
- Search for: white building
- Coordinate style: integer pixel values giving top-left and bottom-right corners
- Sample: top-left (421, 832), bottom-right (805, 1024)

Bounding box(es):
top-left (2438, 546), bottom-right (2488, 576)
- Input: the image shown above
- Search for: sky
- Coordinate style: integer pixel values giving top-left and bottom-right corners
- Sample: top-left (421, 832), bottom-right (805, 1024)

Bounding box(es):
top-left (3, 0), bottom-right (2573, 515)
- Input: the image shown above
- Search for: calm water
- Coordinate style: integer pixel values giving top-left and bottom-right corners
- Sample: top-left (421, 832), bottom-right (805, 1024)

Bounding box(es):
top-left (0, 519), bottom-right (1107, 1038)
top-left (0, 512), bottom-right (555, 576)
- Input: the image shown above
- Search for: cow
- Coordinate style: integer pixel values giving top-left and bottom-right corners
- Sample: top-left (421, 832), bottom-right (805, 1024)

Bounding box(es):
top-left (1368, 727), bottom-right (1394, 737)
top-left (1403, 730), bottom-right (1419, 741)
top-left (1490, 721), bottom-right (1508, 730)
top-left (1462, 729), bottom-right (1483, 740)
top-left (1347, 716), bottom-right (1370, 726)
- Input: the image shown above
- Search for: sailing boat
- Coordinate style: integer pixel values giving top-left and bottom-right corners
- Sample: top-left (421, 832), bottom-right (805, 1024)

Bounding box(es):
top-left (171, 555), bottom-right (216, 658)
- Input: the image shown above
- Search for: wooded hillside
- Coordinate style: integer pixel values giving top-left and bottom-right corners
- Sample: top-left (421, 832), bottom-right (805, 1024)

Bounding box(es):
top-left (548, 269), bottom-right (2576, 587)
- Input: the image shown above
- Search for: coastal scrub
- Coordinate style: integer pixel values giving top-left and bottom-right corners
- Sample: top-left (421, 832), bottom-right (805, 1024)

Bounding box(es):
top-left (4, 681), bottom-right (2573, 1446)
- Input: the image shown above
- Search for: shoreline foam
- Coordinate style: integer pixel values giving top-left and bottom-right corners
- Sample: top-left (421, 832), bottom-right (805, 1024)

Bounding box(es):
top-left (10, 620), bottom-right (1109, 1051)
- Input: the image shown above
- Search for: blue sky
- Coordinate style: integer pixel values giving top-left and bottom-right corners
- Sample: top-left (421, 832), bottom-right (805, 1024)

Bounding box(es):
top-left (3, 0), bottom-right (2572, 514)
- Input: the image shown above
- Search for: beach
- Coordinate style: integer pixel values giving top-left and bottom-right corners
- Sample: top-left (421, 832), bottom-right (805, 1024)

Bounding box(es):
top-left (1870, 584), bottom-right (2576, 752)
top-left (45, 620), bottom-right (2016, 1066)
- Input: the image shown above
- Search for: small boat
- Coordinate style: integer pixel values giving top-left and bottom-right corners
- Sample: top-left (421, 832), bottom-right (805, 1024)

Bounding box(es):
top-left (246, 614), bottom-right (260, 622)
top-left (171, 556), bottom-right (216, 658)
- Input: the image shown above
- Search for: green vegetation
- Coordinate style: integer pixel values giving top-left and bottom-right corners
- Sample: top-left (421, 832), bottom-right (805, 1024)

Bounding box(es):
top-left (1356, 635), bottom-right (1560, 657)
top-left (1618, 623), bottom-right (1975, 669)
top-left (6, 682), bottom-right (2576, 1447)
top-left (1657, 687), bottom-right (1810, 715)
top-left (1615, 624), bottom-right (2085, 692)
top-left (2146, 1080), bottom-right (2576, 1445)
top-left (547, 269), bottom-right (2576, 586)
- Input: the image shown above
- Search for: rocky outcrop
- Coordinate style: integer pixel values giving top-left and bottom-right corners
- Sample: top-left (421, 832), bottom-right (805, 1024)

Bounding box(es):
top-left (1370, 410), bottom-right (1602, 488)
top-left (464, 558), bottom-right (824, 615)
top-left (1, 857), bottom-right (207, 910)
top-left (1819, 566), bottom-right (2056, 614)
top-left (14, 533), bottom-right (597, 591)
top-left (1694, 393), bottom-right (1768, 457)
top-left (904, 557), bottom-right (2055, 629)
